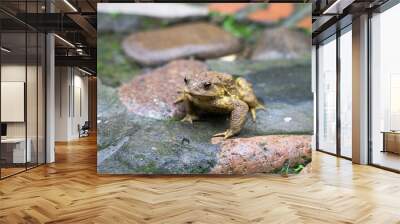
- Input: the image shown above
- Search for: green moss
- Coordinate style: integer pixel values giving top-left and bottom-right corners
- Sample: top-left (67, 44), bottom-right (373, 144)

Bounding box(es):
top-left (298, 27), bottom-right (311, 36)
top-left (155, 143), bottom-right (181, 157)
top-left (137, 161), bottom-right (158, 173)
top-left (140, 17), bottom-right (170, 31)
top-left (188, 165), bottom-right (211, 174)
top-left (97, 34), bottom-right (141, 87)
top-left (110, 12), bottom-right (122, 19)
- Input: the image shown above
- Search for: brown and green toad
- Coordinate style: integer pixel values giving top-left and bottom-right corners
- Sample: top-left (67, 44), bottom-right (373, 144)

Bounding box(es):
top-left (175, 71), bottom-right (265, 139)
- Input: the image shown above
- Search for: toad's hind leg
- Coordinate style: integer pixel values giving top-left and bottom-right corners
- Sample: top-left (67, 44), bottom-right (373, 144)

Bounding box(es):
top-left (213, 99), bottom-right (249, 139)
top-left (236, 77), bottom-right (265, 122)
top-left (250, 103), bottom-right (265, 121)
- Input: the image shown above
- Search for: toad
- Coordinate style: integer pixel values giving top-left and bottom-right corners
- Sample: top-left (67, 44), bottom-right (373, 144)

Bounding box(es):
top-left (175, 71), bottom-right (265, 139)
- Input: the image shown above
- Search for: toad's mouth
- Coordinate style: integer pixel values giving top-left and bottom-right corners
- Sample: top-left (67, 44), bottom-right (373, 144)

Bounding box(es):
top-left (187, 91), bottom-right (217, 99)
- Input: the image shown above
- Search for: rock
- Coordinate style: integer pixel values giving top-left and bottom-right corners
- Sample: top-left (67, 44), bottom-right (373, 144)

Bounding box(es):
top-left (98, 58), bottom-right (313, 174)
top-left (98, 94), bottom-right (312, 174)
top-left (209, 58), bottom-right (314, 135)
top-left (119, 60), bottom-right (208, 119)
top-left (98, 83), bottom-right (222, 174)
top-left (297, 16), bottom-right (312, 31)
top-left (97, 3), bottom-right (209, 33)
top-left (118, 58), bottom-right (313, 135)
top-left (98, 79), bottom-right (126, 120)
top-left (98, 3), bottom-right (208, 19)
top-left (251, 28), bottom-right (310, 60)
top-left (206, 58), bottom-right (309, 76)
top-left (97, 14), bottom-right (176, 34)
top-left (208, 3), bottom-right (248, 15)
top-left (98, 112), bottom-right (222, 174)
top-left (210, 58), bottom-right (313, 135)
top-left (97, 80), bottom-right (131, 155)
top-left (210, 135), bottom-right (311, 174)
top-left (122, 22), bottom-right (241, 65)
top-left (208, 3), bottom-right (296, 24)
top-left (97, 13), bottom-right (141, 33)
top-left (208, 59), bottom-right (313, 104)
top-left (97, 84), bottom-right (311, 174)
top-left (247, 3), bottom-right (294, 23)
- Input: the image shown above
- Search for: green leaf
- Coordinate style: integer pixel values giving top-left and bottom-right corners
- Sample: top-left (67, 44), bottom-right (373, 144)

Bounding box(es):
top-left (293, 164), bottom-right (305, 173)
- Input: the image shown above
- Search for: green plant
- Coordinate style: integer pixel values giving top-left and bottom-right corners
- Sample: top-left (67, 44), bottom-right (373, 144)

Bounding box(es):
top-left (209, 12), bottom-right (261, 40)
top-left (276, 160), bottom-right (307, 176)
top-left (222, 15), bottom-right (255, 39)
top-left (293, 164), bottom-right (305, 173)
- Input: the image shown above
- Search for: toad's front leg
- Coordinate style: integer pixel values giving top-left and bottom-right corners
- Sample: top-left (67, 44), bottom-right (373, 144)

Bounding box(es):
top-left (174, 93), bottom-right (199, 124)
top-left (213, 99), bottom-right (249, 139)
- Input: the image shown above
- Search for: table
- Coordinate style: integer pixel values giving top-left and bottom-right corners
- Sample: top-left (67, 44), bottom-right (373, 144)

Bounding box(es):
top-left (1, 138), bottom-right (31, 163)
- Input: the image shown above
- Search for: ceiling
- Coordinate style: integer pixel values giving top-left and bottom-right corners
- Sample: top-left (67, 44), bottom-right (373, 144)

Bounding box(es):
top-left (311, 0), bottom-right (390, 44)
top-left (3, 0), bottom-right (393, 73)
top-left (0, 0), bottom-right (99, 74)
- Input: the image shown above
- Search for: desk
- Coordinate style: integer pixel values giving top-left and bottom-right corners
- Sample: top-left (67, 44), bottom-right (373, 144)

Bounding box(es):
top-left (1, 138), bottom-right (31, 163)
top-left (382, 131), bottom-right (400, 155)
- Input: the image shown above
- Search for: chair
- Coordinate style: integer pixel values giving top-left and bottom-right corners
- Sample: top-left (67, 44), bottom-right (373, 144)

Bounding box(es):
top-left (78, 121), bottom-right (90, 138)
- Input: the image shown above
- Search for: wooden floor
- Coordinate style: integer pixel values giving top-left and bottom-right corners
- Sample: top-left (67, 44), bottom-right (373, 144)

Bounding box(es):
top-left (1, 167), bottom-right (26, 178)
top-left (1, 135), bottom-right (400, 224)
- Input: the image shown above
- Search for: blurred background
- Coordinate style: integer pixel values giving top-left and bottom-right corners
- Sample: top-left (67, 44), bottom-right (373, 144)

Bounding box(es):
top-left (98, 3), bottom-right (311, 87)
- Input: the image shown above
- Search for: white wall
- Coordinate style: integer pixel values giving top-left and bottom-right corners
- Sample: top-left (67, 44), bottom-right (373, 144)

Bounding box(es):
top-left (72, 73), bottom-right (89, 137)
top-left (54, 67), bottom-right (89, 141)
top-left (55, 66), bottom-right (69, 141)
top-left (1, 65), bottom-right (26, 138)
top-left (1, 65), bottom-right (35, 138)
top-left (1, 82), bottom-right (25, 122)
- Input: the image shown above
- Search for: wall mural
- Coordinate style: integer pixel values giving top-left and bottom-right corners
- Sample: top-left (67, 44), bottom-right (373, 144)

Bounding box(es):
top-left (97, 3), bottom-right (313, 175)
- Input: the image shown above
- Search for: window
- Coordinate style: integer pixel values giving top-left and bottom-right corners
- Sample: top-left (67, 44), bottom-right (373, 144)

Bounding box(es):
top-left (340, 28), bottom-right (352, 158)
top-left (370, 3), bottom-right (400, 171)
top-left (0, 2), bottom-right (46, 179)
top-left (318, 36), bottom-right (337, 154)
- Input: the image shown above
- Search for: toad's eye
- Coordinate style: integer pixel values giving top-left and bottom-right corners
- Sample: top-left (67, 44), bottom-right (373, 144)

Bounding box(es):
top-left (203, 82), bottom-right (212, 90)
top-left (184, 77), bottom-right (189, 85)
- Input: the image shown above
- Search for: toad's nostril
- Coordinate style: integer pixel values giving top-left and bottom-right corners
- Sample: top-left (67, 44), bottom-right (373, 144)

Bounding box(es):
top-left (184, 77), bottom-right (189, 85)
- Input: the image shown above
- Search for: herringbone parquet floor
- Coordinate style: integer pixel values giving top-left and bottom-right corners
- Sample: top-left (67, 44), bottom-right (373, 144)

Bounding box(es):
top-left (1, 135), bottom-right (400, 224)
